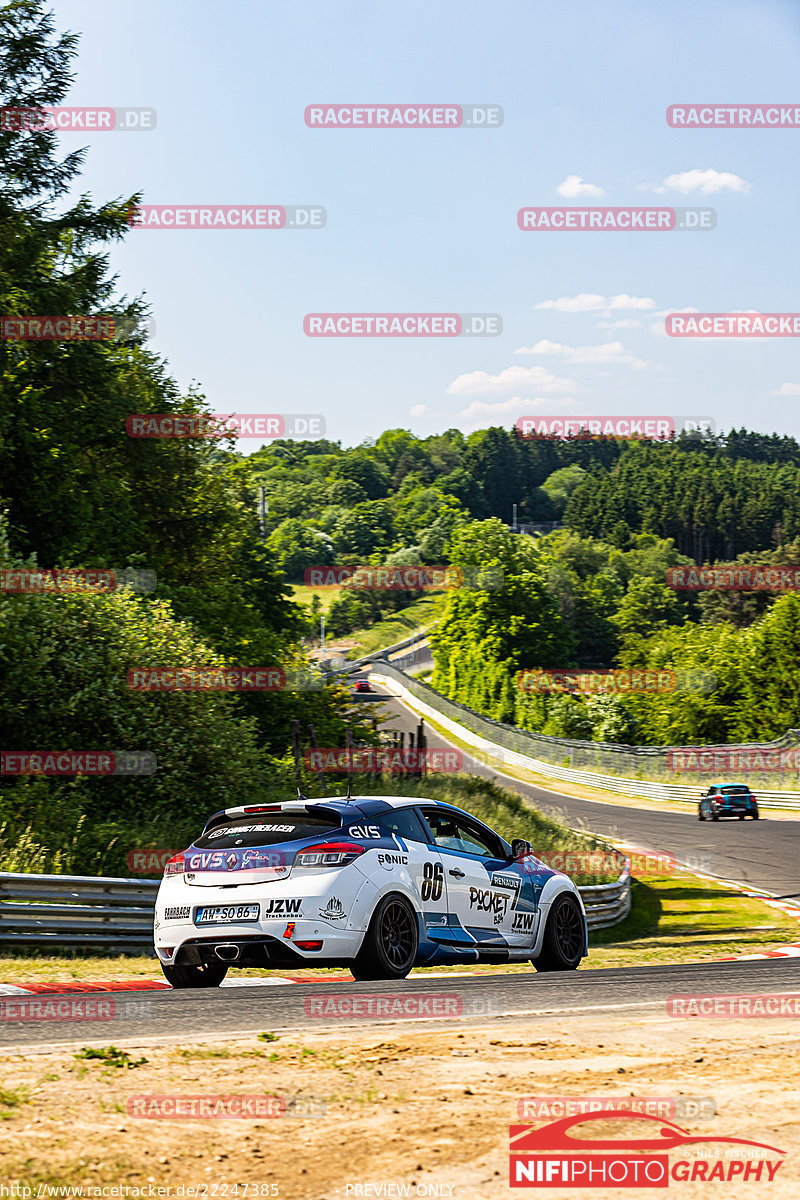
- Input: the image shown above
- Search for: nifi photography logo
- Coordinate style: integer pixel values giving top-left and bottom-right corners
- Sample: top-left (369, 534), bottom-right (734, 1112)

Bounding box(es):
top-left (509, 1109), bottom-right (785, 1187)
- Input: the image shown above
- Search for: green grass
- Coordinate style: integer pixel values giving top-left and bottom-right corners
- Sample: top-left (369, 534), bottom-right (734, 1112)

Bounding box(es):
top-left (0, 1085), bottom-right (30, 1120)
top-left (347, 593), bottom-right (443, 657)
top-left (289, 583), bottom-right (342, 615)
top-left (586, 872), bottom-right (800, 968)
top-left (73, 1046), bottom-right (148, 1069)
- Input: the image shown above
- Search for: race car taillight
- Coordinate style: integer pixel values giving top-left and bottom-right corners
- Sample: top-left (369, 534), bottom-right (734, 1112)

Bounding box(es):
top-left (243, 805), bottom-right (282, 812)
top-left (294, 940), bottom-right (323, 951)
top-left (294, 841), bottom-right (365, 868)
top-left (164, 853), bottom-right (185, 877)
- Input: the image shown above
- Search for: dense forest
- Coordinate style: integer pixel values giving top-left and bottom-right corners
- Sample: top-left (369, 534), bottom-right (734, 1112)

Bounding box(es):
top-left (251, 424), bottom-right (800, 572)
top-left (0, 2), bottom-right (369, 874)
top-left (244, 421), bottom-right (800, 751)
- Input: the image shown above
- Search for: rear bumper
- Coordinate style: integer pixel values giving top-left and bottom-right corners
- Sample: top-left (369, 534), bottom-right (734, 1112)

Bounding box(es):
top-left (162, 932), bottom-right (360, 970)
top-left (707, 802), bottom-right (758, 817)
top-left (155, 916), bottom-right (362, 964)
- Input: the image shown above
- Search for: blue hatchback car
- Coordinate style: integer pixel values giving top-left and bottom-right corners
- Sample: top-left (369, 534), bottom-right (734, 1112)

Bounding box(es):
top-left (698, 783), bottom-right (759, 821)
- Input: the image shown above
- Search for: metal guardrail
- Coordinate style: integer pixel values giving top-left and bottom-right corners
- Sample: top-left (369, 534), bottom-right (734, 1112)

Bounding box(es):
top-left (372, 662), bottom-right (800, 811)
top-left (580, 866), bottom-right (632, 931)
top-left (349, 627), bottom-right (435, 668)
top-left (0, 872), bottom-right (158, 947)
top-left (0, 862), bottom-right (631, 947)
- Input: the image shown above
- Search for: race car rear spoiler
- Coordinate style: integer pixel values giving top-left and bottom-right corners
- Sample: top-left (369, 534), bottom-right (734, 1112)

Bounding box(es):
top-left (200, 800), bottom-right (361, 837)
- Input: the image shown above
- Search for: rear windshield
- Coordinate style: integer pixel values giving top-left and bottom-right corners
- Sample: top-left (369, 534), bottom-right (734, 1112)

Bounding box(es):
top-left (193, 814), bottom-right (340, 849)
top-left (721, 786), bottom-right (750, 794)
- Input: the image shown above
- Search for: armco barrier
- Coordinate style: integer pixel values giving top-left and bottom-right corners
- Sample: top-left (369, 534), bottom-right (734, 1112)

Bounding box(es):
top-left (580, 864), bottom-right (631, 930)
top-left (0, 872), bottom-right (158, 947)
top-left (371, 662), bottom-right (800, 811)
top-left (350, 628), bottom-right (434, 667)
top-left (0, 862), bottom-right (630, 946)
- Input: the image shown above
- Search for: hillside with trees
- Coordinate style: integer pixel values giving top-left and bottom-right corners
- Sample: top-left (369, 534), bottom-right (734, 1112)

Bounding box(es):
top-left (0, 1), bottom-right (367, 873)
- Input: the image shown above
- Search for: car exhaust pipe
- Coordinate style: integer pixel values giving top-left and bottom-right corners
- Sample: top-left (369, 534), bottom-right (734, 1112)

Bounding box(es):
top-left (214, 944), bottom-right (240, 962)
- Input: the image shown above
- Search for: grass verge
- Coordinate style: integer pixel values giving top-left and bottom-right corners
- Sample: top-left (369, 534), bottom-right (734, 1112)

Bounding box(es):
top-left (288, 583), bottom-right (342, 615)
top-left (586, 871), bottom-right (799, 968)
top-left (346, 594), bottom-right (442, 658)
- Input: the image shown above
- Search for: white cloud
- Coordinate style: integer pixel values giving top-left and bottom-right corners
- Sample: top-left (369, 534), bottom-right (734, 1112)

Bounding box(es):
top-left (457, 395), bottom-right (576, 431)
top-left (409, 404), bottom-right (432, 417)
top-left (514, 339), bottom-right (652, 369)
top-left (649, 306), bottom-right (699, 336)
top-left (639, 168), bottom-right (750, 195)
top-left (534, 293), bottom-right (656, 313)
top-left (607, 295), bottom-right (656, 311)
top-left (771, 383), bottom-right (800, 396)
top-left (556, 175), bottom-right (605, 199)
top-left (446, 364), bottom-right (574, 396)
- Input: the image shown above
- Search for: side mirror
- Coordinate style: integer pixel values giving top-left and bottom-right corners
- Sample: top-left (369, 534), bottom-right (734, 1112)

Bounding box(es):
top-left (511, 838), bottom-right (532, 860)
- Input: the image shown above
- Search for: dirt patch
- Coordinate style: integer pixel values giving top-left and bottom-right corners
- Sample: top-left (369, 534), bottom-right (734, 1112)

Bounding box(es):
top-left (1, 1007), bottom-right (798, 1197)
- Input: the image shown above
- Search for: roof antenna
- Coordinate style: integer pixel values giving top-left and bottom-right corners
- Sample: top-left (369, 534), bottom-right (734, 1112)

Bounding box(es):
top-left (291, 719), bottom-right (308, 802)
top-left (345, 726), bottom-right (353, 800)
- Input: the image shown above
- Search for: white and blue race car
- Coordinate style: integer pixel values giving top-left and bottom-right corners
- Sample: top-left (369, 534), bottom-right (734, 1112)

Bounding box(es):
top-left (154, 795), bottom-right (588, 986)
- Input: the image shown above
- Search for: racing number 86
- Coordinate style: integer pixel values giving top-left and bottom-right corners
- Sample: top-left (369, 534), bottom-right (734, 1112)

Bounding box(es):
top-left (421, 861), bottom-right (443, 901)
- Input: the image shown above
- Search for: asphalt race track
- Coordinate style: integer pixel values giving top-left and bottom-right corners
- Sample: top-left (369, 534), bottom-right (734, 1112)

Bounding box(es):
top-left (367, 685), bottom-right (800, 898)
top-left (4, 958), bottom-right (800, 1053)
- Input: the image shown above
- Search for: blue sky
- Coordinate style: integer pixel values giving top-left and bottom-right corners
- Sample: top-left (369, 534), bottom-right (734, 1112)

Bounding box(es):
top-left (51, 0), bottom-right (800, 447)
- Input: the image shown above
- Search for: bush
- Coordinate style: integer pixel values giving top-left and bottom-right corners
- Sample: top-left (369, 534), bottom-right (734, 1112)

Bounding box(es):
top-left (0, 586), bottom-right (290, 872)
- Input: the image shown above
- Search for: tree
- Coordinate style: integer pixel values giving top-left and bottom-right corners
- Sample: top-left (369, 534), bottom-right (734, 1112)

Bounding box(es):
top-left (267, 519), bottom-right (335, 578)
top-left (612, 577), bottom-right (685, 644)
